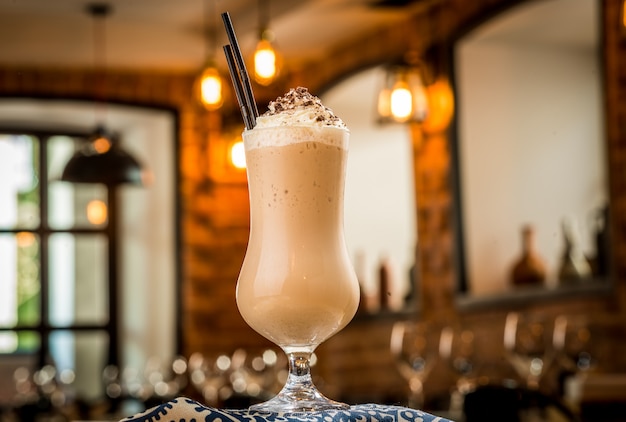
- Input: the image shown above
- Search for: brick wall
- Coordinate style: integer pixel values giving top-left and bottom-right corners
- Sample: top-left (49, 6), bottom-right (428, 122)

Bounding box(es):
top-left (1, 0), bottom-right (625, 407)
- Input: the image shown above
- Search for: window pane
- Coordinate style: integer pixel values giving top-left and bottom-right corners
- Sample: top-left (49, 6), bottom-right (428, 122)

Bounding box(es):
top-left (49, 234), bottom-right (108, 326)
top-left (49, 330), bottom-right (107, 401)
top-left (0, 134), bottom-right (40, 229)
top-left (0, 233), bottom-right (41, 329)
top-left (0, 331), bottom-right (39, 355)
top-left (48, 136), bottom-right (108, 230)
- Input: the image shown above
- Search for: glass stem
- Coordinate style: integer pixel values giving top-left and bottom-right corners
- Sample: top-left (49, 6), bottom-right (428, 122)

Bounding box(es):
top-left (408, 378), bottom-right (424, 409)
top-left (285, 351), bottom-right (315, 391)
top-left (249, 349), bottom-right (348, 411)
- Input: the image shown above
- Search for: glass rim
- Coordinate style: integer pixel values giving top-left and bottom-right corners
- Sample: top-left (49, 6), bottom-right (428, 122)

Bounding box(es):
top-left (243, 125), bottom-right (349, 134)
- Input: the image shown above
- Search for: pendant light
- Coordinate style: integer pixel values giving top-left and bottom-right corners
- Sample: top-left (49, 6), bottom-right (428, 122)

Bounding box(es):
top-left (62, 126), bottom-right (144, 185)
top-left (61, 3), bottom-right (146, 186)
top-left (195, 0), bottom-right (225, 110)
top-left (377, 61), bottom-right (429, 124)
top-left (253, 0), bottom-right (281, 86)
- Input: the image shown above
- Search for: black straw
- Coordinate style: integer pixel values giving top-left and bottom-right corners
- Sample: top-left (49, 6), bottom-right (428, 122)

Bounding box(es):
top-left (221, 11), bottom-right (259, 129)
top-left (224, 44), bottom-right (253, 130)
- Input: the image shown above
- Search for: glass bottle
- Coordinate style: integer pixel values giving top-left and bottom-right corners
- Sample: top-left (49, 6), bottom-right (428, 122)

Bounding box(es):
top-left (558, 218), bottom-right (591, 283)
top-left (510, 224), bottom-right (546, 287)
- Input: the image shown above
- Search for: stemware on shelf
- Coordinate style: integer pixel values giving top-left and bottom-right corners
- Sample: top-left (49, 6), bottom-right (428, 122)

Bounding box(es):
top-left (439, 324), bottom-right (477, 415)
top-left (188, 349), bottom-right (288, 408)
top-left (553, 315), bottom-right (594, 375)
top-left (504, 312), bottom-right (553, 391)
top-left (188, 352), bottom-right (238, 407)
top-left (390, 320), bottom-right (440, 409)
top-left (552, 314), bottom-right (595, 406)
top-left (101, 355), bottom-right (188, 411)
top-left (552, 313), bottom-right (626, 406)
top-left (228, 348), bottom-right (287, 403)
top-left (11, 363), bottom-right (76, 420)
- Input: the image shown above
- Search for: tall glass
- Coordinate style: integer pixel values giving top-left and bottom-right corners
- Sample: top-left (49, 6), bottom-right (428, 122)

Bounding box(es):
top-left (237, 125), bottom-right (360, 412)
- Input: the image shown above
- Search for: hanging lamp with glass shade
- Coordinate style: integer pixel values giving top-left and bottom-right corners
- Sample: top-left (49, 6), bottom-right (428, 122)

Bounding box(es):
top-left (253, 0), bottom-right (281, 86)
top-left (377, 62), bottom-right (429, 124)
top-left (61, 3), bottom-right (146, 186)
top-left (195, 0), bottom-right (225, 110)
top-left (62, 126), bottom-right (144, 185)
top-left (196, 61), bottom-right (224, 109)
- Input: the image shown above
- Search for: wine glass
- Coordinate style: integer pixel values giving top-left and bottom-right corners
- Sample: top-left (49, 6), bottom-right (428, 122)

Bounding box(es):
top-left (553, 315), bottom-right (594, 375)
top-left (552, 314), bottom-right (596, 407)
top-left (12, 364), bottom-right (76, 420)
top-left (390, 321), bottom-right (439, 409)
top-left (188, 352), bottom-right (237, 407)
top-left (225, 348), bottom-right (285, 402)
top-left (439, 324), bottom-right (477, 415)
top-left (504, 312), bottom-right (553, 391)
top-left (236, 125), bottom-right (360, 412)
top-left (143, 355), bottom-right (189, 402)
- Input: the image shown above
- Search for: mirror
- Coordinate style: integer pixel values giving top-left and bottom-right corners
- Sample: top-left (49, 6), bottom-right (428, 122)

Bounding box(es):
top-left (321, 66), bottom-right (418, 313)
top-left (451, 0), bottom-right (609, 303)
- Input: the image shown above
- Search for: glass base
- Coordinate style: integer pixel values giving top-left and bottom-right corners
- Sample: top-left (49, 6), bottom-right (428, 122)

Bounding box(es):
top-left (249, 374), bottom-right (349, 412)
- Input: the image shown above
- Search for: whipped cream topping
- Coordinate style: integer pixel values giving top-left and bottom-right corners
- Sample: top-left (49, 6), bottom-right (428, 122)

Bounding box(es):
top-left (254, 87), bottom-right (347, 129)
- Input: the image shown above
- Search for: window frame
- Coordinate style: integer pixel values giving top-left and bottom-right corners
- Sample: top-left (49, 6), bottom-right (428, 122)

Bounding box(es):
top-left (0, 128), bottom-right (116, 369)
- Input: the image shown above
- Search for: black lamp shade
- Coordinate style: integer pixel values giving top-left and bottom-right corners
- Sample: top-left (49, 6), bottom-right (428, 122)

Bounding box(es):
top-left (61, 129), bottom-right (145, 186)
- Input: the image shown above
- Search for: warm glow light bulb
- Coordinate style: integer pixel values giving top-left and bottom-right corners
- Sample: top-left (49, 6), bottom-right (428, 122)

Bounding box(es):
top-left (390, 84), bottom-right (413, 120)
top-left (423, 78), bottom-right (454, 133)
top-left (254, 39), bottom-right (279, 86)
top-left (92, 136), bottom-right (111, 153)
top-left (255, 46), bottom-right (276, 79)
top-left (198, 66), bottom-right (223, 110)
top-left (86, 199), bottom-right (108, 225)
top-left (230, 141), bottom-right (246, 169)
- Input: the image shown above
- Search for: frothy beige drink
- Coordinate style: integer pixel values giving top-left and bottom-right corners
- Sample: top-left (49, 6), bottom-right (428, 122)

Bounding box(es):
top-left (237, 88), bottom-right (359, 350)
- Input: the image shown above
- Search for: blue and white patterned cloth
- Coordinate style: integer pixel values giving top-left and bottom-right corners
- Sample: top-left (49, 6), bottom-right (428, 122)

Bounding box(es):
top-left (119, 397), bottom-right (453, 422)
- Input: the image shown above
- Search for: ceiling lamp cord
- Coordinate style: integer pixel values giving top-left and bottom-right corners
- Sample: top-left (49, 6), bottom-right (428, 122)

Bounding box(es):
top-left (89, 3), bottom-right (110, 129)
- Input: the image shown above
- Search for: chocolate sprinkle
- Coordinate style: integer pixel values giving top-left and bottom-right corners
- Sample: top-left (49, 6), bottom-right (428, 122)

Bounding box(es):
top-left (261, 87), bottom-right (347, 128)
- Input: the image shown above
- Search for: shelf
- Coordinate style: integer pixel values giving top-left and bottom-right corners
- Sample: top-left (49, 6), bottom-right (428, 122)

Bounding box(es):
top-left (455, 278), bottom-right (613, 312)
top-left (352, 306), bottom-right (419, 323)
